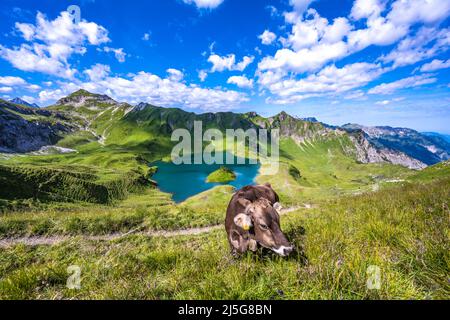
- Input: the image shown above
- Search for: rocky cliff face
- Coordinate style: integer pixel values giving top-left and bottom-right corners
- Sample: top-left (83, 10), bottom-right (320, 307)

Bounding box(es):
top-left (348, 131), bottom-right (427, 170)
top-left (342, 124), bottom-right (450, 165)
top-left (0, 100), bottom-right (72, 153)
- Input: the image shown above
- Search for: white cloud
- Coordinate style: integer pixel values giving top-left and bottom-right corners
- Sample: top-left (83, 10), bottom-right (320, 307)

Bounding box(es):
top-left (260, 0), bottom-right (450, 78)
top-left (0, 76), bottom-right (41, 94)
top-left (256, 0), bottom-right (450, 105)
top-left (260, 62), bottom-right (385, 104)
top-left (208, 54), bottom-right (254, 72)
top-left (344, 90), bottom-right (366, 100)
top-left (0, 76), bottom-right (27, 86)
top-left (101, 47), bottom-right (126, 63)
top-left (420, 59), bottom-right (450, 72)
top-left (260, 10), bottom-right (352, 74)
top-left (1, 11), bottom-right (109, 78)
top-left (375, 100), bottom-right (390, 105)
top-left (235, 56), bottom-right (255, 71)
top-left (369, 74), bottom-right (437, 95)
top-left (0, 44), bottom-right (77, 79)
top-left (0, 87), bottom-right (13, 93)
top-left (227, 75), bottom-right (254, 88)
top-left (375, 97), bottom-right (405, 105)
top-left (166, 68), bottom-right (184, 82)
top-left (182, 0), bottom-right (224, 9)
top-left (259, 42), bottom-right (349, 74)
top-left (259, 30), bottom-right (277, 45)
top-left (290, 0), bottom-right (314, 13)
top-left (20, 95), bottom-right (37, 104)
top-left (379, 27), bottom-right (450, 68)
top-left (198, 70), bottom-right (208, 82)
top-left (37, 71), bottom-right (249, 111)
top-left (142, 33), bottom-right (151, 41)
top-left (350, 0), bottom-right (385, 20)
top-left (84, 64), bottom-right (111, 82)
top-left (387, 0), bottom-right (450, 26)
top-left (27, 84), bottom-right (41, 91)
top-left (15, 12), bottom-right (109, 47)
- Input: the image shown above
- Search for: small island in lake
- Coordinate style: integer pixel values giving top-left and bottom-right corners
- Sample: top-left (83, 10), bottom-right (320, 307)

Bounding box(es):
top-left (206, 166), bottom-right (237, 183)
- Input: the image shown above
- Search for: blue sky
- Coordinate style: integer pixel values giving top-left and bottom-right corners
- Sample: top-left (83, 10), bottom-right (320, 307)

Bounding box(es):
top-left (0, 0), bottom-right (449, 133)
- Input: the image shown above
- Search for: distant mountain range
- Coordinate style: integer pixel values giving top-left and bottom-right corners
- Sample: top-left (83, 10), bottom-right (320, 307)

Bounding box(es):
top-left (422, 132), bottom-right (450, 144)
top-left (341, 124), bottom-right (450, 166)
top-left (9, 97), bottom-right (39, 108)
top-left (1, 89), bottom-right (449, 170)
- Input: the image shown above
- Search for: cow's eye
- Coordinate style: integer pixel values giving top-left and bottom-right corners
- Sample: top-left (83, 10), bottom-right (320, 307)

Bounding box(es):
top-left (259, 223), bottom-right (269, 230)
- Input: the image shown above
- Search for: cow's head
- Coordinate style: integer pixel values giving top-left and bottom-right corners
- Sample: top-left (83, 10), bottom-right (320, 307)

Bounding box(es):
top-left (234, 198), bottom-right (294, 256)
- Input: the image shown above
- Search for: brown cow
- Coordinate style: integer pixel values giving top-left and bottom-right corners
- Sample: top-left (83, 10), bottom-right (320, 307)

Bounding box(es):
top-left (225, 184), bottom-right (294, 257)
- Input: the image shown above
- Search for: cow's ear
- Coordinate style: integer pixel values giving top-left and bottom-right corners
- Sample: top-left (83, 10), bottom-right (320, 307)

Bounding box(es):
top-left (234, 213), bottom-right (253, 231)
top-left (273, 202), bottom-right (283, 214)
top-left (264, 183), bottom-right (272, 188)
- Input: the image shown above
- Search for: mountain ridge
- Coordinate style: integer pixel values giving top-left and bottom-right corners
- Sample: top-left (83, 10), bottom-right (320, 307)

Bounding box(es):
top-left (1, 89), bottom-right (448, 170)
top-left (9, 97), bottom-right (40, 108)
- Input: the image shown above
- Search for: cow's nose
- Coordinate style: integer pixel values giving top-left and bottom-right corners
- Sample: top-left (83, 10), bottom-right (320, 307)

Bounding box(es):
top-left (283, 246), bottom-right (293, 256)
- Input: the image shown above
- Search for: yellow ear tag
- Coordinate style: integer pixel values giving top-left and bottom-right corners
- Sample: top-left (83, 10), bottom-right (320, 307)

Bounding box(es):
top-left (243, 224), bottom-right (250, 231)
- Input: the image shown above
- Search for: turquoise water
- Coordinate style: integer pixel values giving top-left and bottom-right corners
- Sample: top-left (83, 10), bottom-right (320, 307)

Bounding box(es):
top-left (151, 156), bottom-right (260, 203)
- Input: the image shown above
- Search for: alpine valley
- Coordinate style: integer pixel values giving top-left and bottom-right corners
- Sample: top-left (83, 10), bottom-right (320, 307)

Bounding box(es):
top-left (0, 90), bottom-right (449, 300)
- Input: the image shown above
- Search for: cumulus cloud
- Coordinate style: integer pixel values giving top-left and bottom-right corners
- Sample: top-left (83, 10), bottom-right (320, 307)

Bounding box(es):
top-left (368, 74), bottom-right (437, 95)
top-left (0, 76), bottom-right (27, 86)
top-left (260, 62), bottom-right (385, 104)
top-left (290, 0), bottom-right (314, 12)
top-left (420, 59), bottom-right (450, 72)
top-left (0, 87), bottom-right (13, 93)
top-left (0, 11), bottom-right (109, 78)
top-left (208, 54), bottom-right (254, 72)
top-left (182, 0), bottom-right (224, 9)
top-left (259, 30), bottom-right (277, 45)
top-left (84, 64), bottom-right (111, 82)
top-left (198, 70), bottom-right (208, 82)
top-left (259, 10), bottom-right (353, 74)
top-left (350, 0), bottom-right (385, 20)
top-left (256, 0), bottom-right (450, 104)
top-left (379, 27), bottom-right (450, 68)
top-left (227, 76), bottom-right (254, 88)
top-left (166, 68), bottom-right (184, 82)
top-left (36, 71), bottom-right (248, 111)
top-left (260, 0), bottom-right (450, 75)
top-left (387, 0), bottom-right (450, 26)
top-left (101, 47), bottom-right (126, 63)
top-left (27, 84), bottom-right (41, 91)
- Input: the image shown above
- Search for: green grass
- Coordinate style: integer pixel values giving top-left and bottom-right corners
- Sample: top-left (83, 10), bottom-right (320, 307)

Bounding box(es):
top-left (0, 185), bottom-right (234, 238)
top-left (0, 177), bottom-right (448, 299)
top-left (1, 100), bottom-right (449, 300)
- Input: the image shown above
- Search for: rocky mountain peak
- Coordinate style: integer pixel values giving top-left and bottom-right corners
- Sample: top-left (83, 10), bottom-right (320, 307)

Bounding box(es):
top-left (56, 89), bottom-right (117, 107)
top-left (9, 97), bottom-right (39, 108)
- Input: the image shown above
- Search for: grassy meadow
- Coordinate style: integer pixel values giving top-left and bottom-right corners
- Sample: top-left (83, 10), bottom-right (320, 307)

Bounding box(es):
top-left (0, 175), bottom-right (448, 299)
top-left (0, 104), bottom-right (449, 300)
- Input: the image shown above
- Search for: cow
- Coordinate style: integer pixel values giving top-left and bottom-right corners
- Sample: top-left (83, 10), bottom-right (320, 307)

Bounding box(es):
top-left (225, 183), bottom-right (294, 257)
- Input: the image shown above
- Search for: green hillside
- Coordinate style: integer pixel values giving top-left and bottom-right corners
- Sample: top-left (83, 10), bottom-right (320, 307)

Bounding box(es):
top-left (0, 90), bottom-right (449, 300)
top-left (0, 172), bottom-right (448, 299)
